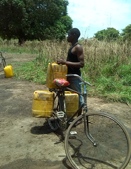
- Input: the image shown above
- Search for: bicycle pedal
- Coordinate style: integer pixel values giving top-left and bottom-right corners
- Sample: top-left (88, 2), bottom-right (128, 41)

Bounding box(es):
top-left (56, 111), bottom-right (65, 118)
top-left (69, 131), bottom-right (77, 139)
top-left (70, 131), bottom-right (77, 135)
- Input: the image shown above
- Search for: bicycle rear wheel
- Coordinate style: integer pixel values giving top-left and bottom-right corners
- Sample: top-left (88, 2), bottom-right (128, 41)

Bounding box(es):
top-left (65, 112), bottom-right (131, 169)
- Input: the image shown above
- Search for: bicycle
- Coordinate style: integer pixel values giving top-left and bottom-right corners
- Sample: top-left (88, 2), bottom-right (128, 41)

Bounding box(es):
top-left (47, 74), bottom-right (131, 169)
top-left (0, 51), bottom-right (6, 72)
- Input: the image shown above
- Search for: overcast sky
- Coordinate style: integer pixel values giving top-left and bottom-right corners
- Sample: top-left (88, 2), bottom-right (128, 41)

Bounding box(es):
top-left (67, 0), bottom-right (131, 38)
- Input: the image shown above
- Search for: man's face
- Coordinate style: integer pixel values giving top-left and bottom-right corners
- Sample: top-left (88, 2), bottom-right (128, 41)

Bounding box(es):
top-left (67, 31), bottom-right (74, 42)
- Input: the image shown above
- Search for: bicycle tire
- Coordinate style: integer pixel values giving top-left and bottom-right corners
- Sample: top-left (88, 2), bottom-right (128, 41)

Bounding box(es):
top-left (65, 112), bottom-right (131, 169)
top-left (0, 52), bottom-right (6, 71)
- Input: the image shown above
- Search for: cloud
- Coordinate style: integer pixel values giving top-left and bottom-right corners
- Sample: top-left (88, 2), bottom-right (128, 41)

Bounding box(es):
top-left (68, 0), bottom-right (131, 37)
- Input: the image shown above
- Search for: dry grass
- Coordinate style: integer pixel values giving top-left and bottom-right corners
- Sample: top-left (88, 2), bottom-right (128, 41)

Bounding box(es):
top-left (0, 38), bottom-right (131, 103)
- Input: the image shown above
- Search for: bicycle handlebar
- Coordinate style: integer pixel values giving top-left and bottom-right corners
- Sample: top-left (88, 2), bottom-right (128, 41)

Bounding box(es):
top-left (66, 74), bottom-right (92, 86)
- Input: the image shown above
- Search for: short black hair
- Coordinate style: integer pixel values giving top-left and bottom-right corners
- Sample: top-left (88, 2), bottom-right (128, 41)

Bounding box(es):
top-left (69, 28), bottom-right (81, 39)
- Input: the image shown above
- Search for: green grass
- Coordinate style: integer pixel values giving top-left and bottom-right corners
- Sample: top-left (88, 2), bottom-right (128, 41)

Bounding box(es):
top-left (14, 53), bottom-right (51, 84)
top-left (1, 39), bottom-right (131, 104)
top-left (86, 62), bottom-right (131, 103)
top-left (14, 55), bottom-right (131, 104)
top-left (14, 61), bottom-right (46, 84)
top-left (0, 39), bottom-right (41, 54)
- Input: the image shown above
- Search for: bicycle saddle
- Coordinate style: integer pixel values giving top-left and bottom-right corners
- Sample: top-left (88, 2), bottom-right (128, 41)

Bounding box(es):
top-left (54, 78), bottom-right (70, 87)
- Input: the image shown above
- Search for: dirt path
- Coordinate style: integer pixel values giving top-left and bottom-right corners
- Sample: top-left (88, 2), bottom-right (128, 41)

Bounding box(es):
top-left (0, 53), bottom-right (131, 169)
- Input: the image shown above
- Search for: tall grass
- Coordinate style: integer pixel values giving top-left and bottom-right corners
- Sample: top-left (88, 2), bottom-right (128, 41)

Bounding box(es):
top-left (0, 38), bottom-right (130, 103)
top-left (82, 39), bottom-right (131, 103)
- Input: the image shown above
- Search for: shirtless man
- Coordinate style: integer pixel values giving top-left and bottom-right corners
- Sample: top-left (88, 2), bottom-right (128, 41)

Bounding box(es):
top-left (57, 28), bottom-right (84, 114)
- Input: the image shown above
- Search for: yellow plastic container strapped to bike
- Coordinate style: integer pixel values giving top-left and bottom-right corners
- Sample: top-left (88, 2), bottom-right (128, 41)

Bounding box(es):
top-left (65, 91), bottom-right (79, 117)
top-left (46, 62), bottom-right (67, 89)
top-left (32, 90), bottom-right (54, 118)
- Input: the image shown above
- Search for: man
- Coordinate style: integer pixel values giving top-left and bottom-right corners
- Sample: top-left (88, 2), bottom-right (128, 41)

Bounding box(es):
top-left (57, 28), bottom-right (84, 114)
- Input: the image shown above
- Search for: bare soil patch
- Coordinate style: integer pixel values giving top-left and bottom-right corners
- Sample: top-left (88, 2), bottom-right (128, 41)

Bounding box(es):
top-left (0, 53), bottom-right (131, 169)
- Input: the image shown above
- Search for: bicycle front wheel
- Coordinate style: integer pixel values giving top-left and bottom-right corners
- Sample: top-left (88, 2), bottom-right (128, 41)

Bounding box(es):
top-left (65, 112), bottom-right (131, 169)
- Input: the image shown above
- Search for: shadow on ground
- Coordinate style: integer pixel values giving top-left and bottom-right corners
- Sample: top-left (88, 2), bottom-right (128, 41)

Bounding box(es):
top-left (0, 158), bottom-right (72, 169)
top-left (30, 121), bottom-right (53, 135)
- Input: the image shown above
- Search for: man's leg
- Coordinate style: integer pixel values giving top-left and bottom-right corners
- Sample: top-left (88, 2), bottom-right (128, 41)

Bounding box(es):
top-left (67, 77), bottom-right (84, 115)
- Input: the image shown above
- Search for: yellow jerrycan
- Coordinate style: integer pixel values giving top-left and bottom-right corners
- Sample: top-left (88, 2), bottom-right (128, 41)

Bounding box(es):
top-left (32, 90), bottom-right (54, 118)
top-left (46, 62), bottom-right (67, 89)
top-left (65, 91), bottom-right (79, 117)
top-left (4, 65), bottom-right (14, 78)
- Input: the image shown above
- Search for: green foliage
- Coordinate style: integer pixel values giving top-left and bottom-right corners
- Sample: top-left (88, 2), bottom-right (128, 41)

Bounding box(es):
top-left (3, 39), bottom-right (131, 104)
top-left (121, 24), bottom-right (131, 41)
top-left (94, 27), bottom-right (120, 41)
top-left (95, 75), bottom-right (131, 103)
top-left (15, 61), bottom-right (46, 84)
top-left (85, 60), bottom-right (131, 103)
top-left (0, 0), bottom-right (25, 40)
top-left (0, 39), bottom-right (41, 54)
top-left (0, 0), bottom-right (72, 43)
top-left (117, 65), bottom-right (131, 86)
top-left (15, 51), bottom-right (52, 84)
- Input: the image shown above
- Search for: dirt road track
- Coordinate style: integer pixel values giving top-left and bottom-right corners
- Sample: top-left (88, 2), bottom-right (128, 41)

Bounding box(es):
top-left (0, 72), bottom-right (131, 169)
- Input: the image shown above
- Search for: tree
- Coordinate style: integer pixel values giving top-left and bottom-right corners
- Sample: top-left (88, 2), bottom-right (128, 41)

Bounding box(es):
top-left (0, 0), bottom-right (72, 44)
top-left (121, 24), bottom-right (131, 41)
top-left (94, 28), bottom-right (120, 41)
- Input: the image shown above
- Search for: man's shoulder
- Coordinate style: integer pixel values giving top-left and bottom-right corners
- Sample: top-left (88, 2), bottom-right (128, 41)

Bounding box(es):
top-left (75, 43), bottom-right (83, 51)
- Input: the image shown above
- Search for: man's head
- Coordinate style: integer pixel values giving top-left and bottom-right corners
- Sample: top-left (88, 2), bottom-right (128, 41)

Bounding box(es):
top-left (67, 28), bottom-right (81, 42)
